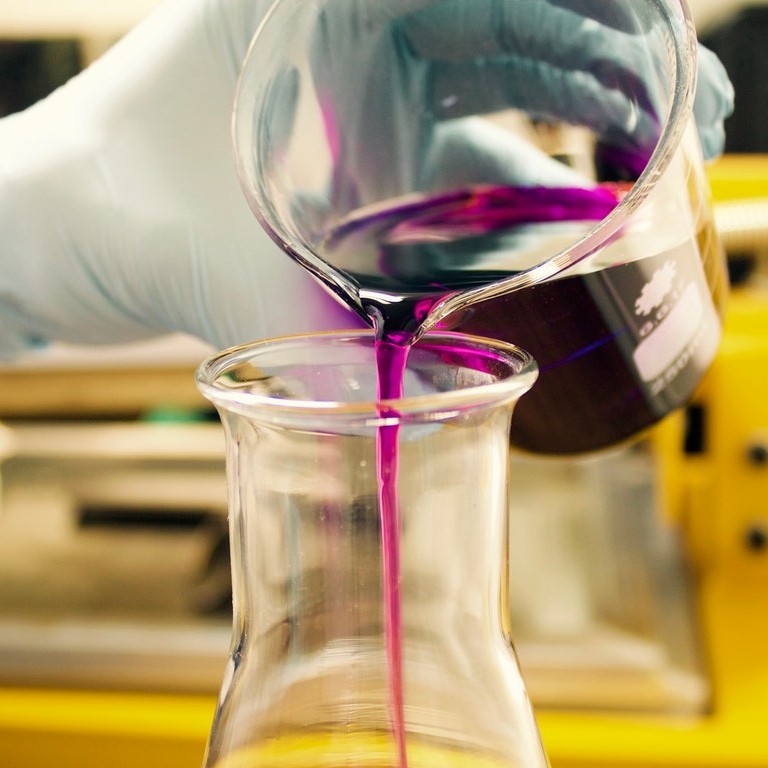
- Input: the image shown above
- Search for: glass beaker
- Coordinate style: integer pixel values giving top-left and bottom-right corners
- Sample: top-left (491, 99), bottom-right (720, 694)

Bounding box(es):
top-left (196, 330), bottom-right (543, 768)
top-left (233, 0), bottom-right (727, 454)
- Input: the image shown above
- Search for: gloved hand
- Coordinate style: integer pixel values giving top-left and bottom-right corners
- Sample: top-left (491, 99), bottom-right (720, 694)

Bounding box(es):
top-left (264, 0), bottom-right (734, 214)
top-left (0, 0), bottom-right (734, 359)
top-left (0, 0), bottom-right (356, 360)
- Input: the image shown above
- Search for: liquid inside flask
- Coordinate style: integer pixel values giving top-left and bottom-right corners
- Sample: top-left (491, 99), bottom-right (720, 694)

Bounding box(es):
top-left (196, 330), bottom-right (545, 768)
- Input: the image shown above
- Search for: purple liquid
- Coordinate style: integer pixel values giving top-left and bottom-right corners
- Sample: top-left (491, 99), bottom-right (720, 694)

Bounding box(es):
top-left (325, 183), bottom-right (726, 452)
top-left (325, 184), bottom-right (621, 340)
top-left (340, 184), bottom-right (723, 765)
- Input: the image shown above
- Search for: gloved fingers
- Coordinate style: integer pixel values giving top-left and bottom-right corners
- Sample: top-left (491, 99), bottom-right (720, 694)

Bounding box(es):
top-left (423, 118), bottom-right (591, 190)
top-left (428, 55), bottom-right (661, 156)
top-left (311, 0), bottom-right (732, 176)
top-left (317, 0), bottom-right (660, 113)
top-left (401, 0), bottom-right (732, 160)
top-left (312, 0), bottom-right (664, 157)
top-left (694, 44), bottom-right (735, 159)
top-left (304, 6), bottom-right (659, 208)
top-left (402, 0), bottom-right (661, 113)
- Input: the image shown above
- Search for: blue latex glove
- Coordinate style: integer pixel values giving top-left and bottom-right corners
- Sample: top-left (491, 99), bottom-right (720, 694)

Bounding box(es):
top-left (0, 0), bottom-right (734, 359)
top-left (295, 0), bottom-right (733, 213)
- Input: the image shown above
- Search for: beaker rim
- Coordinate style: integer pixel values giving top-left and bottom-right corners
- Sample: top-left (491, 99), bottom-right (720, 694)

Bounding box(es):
top-left (234, 0), bottom-right (700, 331)
top-left (195, 330), bottom-right (538, 424)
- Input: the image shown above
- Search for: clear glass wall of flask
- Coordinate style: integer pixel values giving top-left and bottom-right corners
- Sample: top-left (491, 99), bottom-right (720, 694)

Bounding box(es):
top-left (196, 331), bottom-right (543, 768)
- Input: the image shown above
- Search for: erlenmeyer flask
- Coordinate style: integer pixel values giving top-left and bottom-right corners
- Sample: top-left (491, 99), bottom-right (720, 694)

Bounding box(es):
top-left (196, 330), bottom-right (544, 768)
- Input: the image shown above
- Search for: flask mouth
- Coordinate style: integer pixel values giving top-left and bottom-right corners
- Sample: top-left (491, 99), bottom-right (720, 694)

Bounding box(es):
top-left (195, 330), bottom-right (537, 427)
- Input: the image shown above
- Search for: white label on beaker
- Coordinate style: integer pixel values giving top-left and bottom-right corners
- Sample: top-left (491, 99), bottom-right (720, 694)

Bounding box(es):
top-left (632, 280), bottom-right (720, 385)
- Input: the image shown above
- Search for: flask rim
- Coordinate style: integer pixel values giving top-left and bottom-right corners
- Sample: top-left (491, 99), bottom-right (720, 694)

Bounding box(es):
top-left (195, 330), bottom-right (538, 425)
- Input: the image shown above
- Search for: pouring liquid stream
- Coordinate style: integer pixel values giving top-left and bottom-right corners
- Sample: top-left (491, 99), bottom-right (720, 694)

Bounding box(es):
top-left (336, 182), bottom-right (620, 768)
top-left (373, 338), bottom-right (409, 768)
